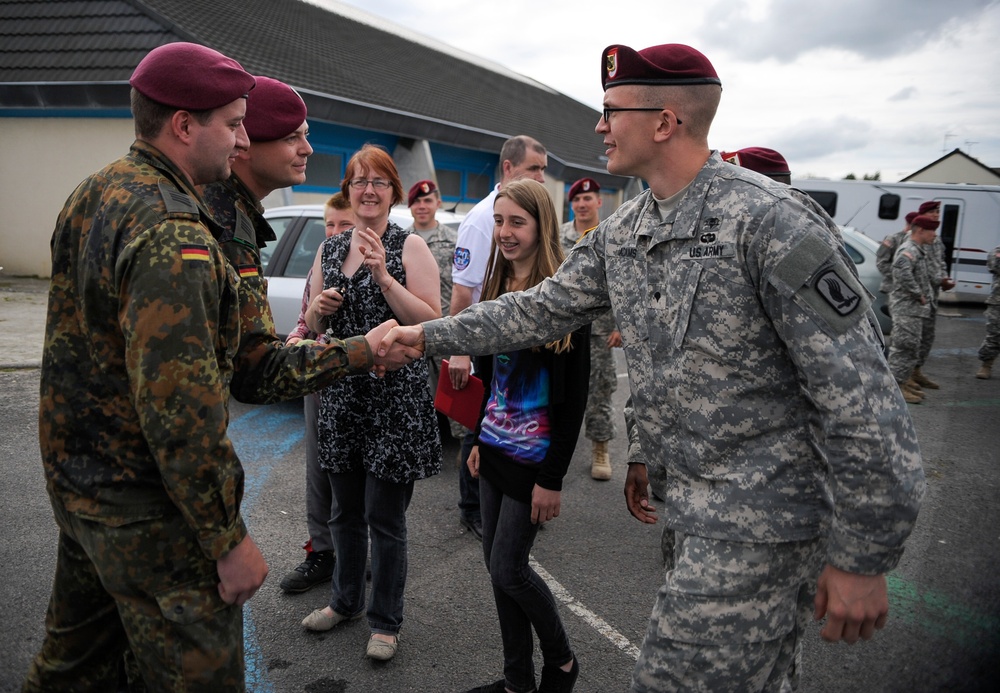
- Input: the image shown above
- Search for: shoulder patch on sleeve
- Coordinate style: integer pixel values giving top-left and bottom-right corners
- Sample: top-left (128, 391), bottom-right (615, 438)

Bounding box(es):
top-left (815, 268), bottom-right (862, 316)
top-left (771, 233), bottom-right (833, 292)
top-left (234, 207), bottom-right (257, 248)
top-left (158, 180), bottom-right (199, 215)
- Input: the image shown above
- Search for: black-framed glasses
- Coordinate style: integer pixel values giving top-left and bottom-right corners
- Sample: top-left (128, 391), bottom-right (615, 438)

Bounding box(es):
top-left (349, 178), bottom-right (392, 190)
top-left (602, 107), bottom-right (682, 125)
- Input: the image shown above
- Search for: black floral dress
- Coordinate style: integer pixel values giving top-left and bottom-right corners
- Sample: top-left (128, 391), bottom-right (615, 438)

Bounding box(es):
top-left (316, 222), bottom-right (442, 483)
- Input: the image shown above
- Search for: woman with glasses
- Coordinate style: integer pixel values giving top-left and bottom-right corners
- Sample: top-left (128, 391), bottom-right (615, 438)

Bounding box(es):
top-left (300, 144), bottom-right (443, 662)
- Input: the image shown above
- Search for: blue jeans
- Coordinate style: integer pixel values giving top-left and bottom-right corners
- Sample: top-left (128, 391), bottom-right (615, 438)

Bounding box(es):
top-left (459, 431), bottom-right (481, 522)
top-left (327, 467), bottom-right (414, 635)
top-left (480, 475), bottom-right (572, 693)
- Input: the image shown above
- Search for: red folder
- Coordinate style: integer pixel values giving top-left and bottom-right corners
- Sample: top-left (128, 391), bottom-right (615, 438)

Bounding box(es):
top-left (435, 359), bottom-right (485, 430)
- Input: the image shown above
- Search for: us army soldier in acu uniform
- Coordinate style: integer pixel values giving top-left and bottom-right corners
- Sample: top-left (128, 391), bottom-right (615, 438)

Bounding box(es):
top-left (27, 43), bottom-right (415, 692)
top-left (378, 42), bottom-right (925, 692)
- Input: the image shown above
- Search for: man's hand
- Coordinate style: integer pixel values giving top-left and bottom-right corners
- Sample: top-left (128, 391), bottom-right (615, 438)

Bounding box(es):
top-left (217, 534), bottom-right (268, 606)
top-left (449, 354), bottom-right (472, 390)
top-left (624, 463), bottom-right (657, 524)
top-left (606, 330), bottom-right (622, 348)
top-left (366, 320), bottom-right (423, 374)
top-left (531, 485), bottom-right (561, 525)
top-left (813, 564), bottom-right (889, 644)
top-left (941, 277), bottom-right (956, 291)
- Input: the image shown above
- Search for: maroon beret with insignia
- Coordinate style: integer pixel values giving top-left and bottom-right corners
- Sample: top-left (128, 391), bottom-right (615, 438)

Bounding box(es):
top-left (408, 180), bottom-right (437, 207)
top-left (721, 147), bottom-right (790, 176)
top-left (918, 200), bottom-right (941, 214)
top-left (242, 76), bottom-right (307, 142)
top-left (130, 42), bottom-right (255, 110)
top-left (905, 211), bottom-right (918, 224)
top-left (568, 178), bottom-right (601, 201)
top-left (912, 214), bottom-right (940, 230)
top-left (603, 43), bottom-right (721, 91)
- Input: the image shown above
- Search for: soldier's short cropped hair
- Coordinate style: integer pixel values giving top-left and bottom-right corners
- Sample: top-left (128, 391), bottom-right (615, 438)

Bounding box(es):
top-left (499, 135), bottom-right (546, 169)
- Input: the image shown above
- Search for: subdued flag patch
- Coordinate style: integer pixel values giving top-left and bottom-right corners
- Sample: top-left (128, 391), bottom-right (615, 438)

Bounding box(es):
top-left (180, 244), bottom-right (210, 262)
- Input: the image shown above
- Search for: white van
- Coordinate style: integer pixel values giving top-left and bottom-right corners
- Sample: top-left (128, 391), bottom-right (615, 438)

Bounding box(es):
top-left (791, 179), bottom-right (1000, 302)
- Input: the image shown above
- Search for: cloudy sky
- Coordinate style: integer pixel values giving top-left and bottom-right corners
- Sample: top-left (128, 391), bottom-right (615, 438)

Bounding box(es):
top-left (312, 0), bottom-right (999, 182)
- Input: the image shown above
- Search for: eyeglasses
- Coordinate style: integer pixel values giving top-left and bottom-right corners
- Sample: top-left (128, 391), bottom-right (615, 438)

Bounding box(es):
top-left (349, 178), bottom-right (392, 190)
top-left (602, 107), bottom-right (682, 125)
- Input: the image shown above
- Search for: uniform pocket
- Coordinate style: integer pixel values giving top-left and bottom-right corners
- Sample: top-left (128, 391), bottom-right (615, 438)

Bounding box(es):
top-left (155, 576), bottom-right (228, 626)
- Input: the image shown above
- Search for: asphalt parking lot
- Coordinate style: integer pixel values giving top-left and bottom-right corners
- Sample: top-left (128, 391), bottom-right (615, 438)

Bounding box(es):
top-left (1, 276), bottom-right (998, 692)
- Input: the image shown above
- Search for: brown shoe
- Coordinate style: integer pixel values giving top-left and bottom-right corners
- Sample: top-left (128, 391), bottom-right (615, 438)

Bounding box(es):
top-left (911, 368), bottom-right (940, 389)
top-left (591, 441), bottom-right (612, 480)
top-left (903, 379), bottom-right (925, 399)
top-left (976, 359), bottom-right (994, 380)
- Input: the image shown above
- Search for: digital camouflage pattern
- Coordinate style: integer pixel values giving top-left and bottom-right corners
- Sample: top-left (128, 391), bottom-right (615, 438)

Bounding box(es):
top-left (876, 228), bottom-right (908, 294)
top-left (424, 154), bottom-right (924, 574)
top-left (31, 141), bottom-right (372, 691)
top-left (425, 154), bottom-right (924, 688)
top-left (978, 245), bottom-right (1000, 362)
top-left (404, 221), bottom-right (457, 316)
top-left (561, 221), bottom-right (618, 443)
top-left (634, 533), bottom-right (823, 693)
top-left (888, 237), bottom-right (935, 383)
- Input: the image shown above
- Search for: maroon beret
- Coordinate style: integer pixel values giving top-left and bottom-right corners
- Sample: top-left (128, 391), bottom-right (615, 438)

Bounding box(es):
top-left (918, 200), bottom-right (941, 214)
top-left (408, 180), bottom-right (437, 207)
top-left (130, 43), bottom-right (254, 111)
top-left (912, 214), bottom-right (939, 231)
top-left (242, 76), bottom-right (307, 142)
top-left (603, 43), bottom-right (720, 91)
top-left (721, 148), bottom-right (790, 176)
top-left (568, 178), bottom-right (601, 201)
top-left (905, 211), bottom-right (918, 224)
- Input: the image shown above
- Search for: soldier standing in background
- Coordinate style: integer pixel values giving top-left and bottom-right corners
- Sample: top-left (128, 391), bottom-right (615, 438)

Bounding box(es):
top-left (26, 44), bottom-right (414, 691)
top-left (976, 244), bottom-right (1000, 378)
top-left (561, 177), bottom-right (620, 480)
top-left (888, 214), bottom-right (940, 403)
top-left (907, 200), bottom-right (955, 392)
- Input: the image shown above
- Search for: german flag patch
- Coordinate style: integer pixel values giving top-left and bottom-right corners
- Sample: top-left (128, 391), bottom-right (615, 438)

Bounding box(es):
top-left (238, 264), bottom-right (258, 279)
top-left (180, 244), bottom-right (210, 262)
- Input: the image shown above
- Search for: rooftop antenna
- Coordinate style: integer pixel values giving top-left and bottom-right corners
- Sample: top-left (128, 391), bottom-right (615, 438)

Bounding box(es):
top-left (943, 132), bottom-right (955, 152)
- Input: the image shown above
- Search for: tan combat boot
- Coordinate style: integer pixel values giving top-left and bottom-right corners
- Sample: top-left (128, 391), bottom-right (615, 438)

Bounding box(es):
top-left (591, 441), bottom-right (612, 480)
top-left (911, 367), bottom-right (940, 389)
top-left (898, 381), bottom-right (922, 404)
top-left (976, 359), bottom-right (994, 380)
top-left (904, 379), bottom-right (925, 399)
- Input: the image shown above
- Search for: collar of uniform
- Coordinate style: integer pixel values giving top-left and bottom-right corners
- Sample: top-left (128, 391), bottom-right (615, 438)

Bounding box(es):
top-left (130, 139), bottom-right (225, 236)
top-left (225, 174), bottom-right (277, 245)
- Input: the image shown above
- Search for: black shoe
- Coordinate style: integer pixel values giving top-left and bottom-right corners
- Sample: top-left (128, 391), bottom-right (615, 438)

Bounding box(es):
top-left (463, 680), bottom-right (507, 693)
top-left (539, 657), bottom-right (579, 693)
top-left (279, 550), bottom-right (335, 593)
top-left (460, 515), bottom-right (483, 541)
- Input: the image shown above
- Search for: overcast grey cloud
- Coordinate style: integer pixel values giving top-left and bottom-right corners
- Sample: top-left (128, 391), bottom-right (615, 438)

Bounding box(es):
top-left (698, 0), bottom-right (997, 61)
top-left (315, 0), bottom-right (1000, 181)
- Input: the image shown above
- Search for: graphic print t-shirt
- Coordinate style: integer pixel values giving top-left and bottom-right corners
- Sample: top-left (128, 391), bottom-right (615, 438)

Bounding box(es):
top-left (477, 349), bottom-right (550, 465)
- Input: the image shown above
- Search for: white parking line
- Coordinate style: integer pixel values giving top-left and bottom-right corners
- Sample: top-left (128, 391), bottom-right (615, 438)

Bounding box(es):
top-left (529, 556), bottom-right (642, 661)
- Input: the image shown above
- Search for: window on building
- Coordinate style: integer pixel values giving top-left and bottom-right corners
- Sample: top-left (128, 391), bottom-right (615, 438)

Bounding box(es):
top-left (304, 151), bottom-right (344, 191)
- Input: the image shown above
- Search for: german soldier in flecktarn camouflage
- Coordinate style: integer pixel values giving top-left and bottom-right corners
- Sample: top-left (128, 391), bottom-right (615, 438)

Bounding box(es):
top-left (377, 41), bottom-right (925, 693)
top-left (27, 43), bottom-right (415, 693)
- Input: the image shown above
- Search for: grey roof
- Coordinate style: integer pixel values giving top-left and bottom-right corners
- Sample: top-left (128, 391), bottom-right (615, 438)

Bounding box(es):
top-left (0, 0), bottom-right (624, 187)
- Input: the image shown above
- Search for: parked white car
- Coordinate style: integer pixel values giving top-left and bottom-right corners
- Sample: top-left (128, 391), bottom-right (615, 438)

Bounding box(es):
top-left (840, 226), bottom-right (891, 336)
top-left (261, 204), bottom-right (465, 338)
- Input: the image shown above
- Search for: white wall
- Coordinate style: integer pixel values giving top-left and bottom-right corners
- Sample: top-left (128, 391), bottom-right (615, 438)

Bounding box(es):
top-left (0, 117), bottom-right (135, 277)
top-left (906, 157), bottom-right (1000, 185)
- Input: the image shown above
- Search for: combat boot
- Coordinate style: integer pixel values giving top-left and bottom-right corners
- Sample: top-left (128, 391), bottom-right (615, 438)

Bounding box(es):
top-left (911, 367), bottom-right (940, 389)
top-left (976, 358), bottom-right (994, 379)
top-left (591, 441), bottom-right (612, 480)
top-left (904, 379), bottom-right (925, 399)
top-left (898, 381), bottom-right (922, 404)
